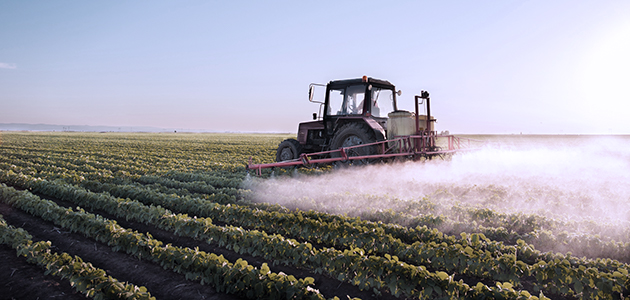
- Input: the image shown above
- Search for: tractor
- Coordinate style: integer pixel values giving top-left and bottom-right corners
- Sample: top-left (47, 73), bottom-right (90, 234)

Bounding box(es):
top-left (247, 76), bottom-right (475, 175)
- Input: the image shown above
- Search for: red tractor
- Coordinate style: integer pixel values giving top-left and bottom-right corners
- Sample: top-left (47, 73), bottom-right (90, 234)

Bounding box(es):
top-left (247, 76), bottom-right (475, 175)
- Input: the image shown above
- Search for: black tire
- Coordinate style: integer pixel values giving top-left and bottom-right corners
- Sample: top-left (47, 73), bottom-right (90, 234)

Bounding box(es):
top-left (330, 122), bottom-right (377, 165)
top-left (276, 139), bottom-right (302, 162)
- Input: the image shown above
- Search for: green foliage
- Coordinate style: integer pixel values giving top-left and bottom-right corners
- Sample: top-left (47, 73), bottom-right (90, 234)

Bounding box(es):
top-left (0, 214), bottom-right (154, 300)
top-left (1, 132), bottom-right (629, 299)
top-left (0, 184), bottom-right (324, 300)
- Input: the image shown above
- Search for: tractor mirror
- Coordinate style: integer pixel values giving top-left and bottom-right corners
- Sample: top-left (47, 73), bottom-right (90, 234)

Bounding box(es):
top-left (309, 85), bottom-right (314, 102)
top-left (397, 90), bottom-right (402, 96)
top-left (308, 83), bottom-right (326, 103)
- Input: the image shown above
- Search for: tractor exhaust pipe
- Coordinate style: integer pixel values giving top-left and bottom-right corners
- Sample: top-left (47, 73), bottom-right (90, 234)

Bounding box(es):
top-left (415, 91), bottom-right (431, 151)
top-left (414, 91), bottom-right (430, 134)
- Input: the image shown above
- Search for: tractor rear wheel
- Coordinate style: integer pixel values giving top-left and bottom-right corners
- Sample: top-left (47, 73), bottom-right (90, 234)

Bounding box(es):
top-left (330, 122), bottom-right (377, 165)
top-left (276, 139), bottom-right (302, 162)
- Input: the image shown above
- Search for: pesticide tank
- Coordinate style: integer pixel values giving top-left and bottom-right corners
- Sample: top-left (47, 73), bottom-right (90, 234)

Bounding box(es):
top-left (387, 110), bottom-right (436, 140)
top-left (387, 110), bottom-right (415, 139)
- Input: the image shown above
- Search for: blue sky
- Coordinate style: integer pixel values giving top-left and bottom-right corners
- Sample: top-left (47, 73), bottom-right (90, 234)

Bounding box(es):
top-left (1, 1), bottom-right (629, 134)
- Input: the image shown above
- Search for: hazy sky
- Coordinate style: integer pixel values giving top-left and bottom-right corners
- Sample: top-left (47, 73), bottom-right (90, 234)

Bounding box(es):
top-left (1, 1), bottom-right (629, 134)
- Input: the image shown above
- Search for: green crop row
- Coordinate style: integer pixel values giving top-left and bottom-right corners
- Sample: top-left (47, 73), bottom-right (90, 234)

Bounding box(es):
top-left (0, 152), bottom-right (242, 198)
top-left (0, 149), bottom-right (244, 190)
top-left (89, 181), bottom-right (628, 299)
top-left (2, 133), bottom-right (629, 299)
top-left (356, 202), bottom-right (630, 264)
top-left (0, 215), bottom-right (154, 300)
top-left (0, 159), bottom-right (505, 260)
top-left (0, 158), bottom-right (239, 209)
top-left (6, 145), bottom-right (629, 265)
top-left (4, 167), bottom-right (629, 299)
top-left (130, 174), bottom-right (242, 197)
top-left (0, 170), bottom-right (548, 299)
top-left (159, 170), bottom-right (244, 187)
top-left (0, 132), bottom-right (281, 173)
top-left (9, 153), bottom-right (621, 271)
top-left (3, 159), bottom-right (630, 291)
top-left (70, 176), bottom-right (629, 299)
top-left (0, 184), bottom-right (324, 300)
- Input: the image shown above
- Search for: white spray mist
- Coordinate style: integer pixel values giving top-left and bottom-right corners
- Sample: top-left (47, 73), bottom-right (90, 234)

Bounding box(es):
top-left (246, 135), bottom-right (630, 253)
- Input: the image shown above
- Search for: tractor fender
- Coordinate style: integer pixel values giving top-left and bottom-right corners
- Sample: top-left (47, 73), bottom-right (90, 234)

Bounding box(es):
top-left (362, 117), bottom-right (386, 141)
top-left (332, 117), bottom-right (386, 142)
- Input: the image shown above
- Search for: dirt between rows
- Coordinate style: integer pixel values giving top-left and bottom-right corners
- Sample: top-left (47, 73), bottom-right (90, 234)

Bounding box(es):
top-left (0, 243), bottom-right (86, 300)
top-left (0, 191), bottom-right (393, 300)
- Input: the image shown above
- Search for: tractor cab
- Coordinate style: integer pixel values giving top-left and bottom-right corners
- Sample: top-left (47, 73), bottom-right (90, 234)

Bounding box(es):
top-left (323, 77), bottom-right (398, 128)
top-left (277, 76), bottom-right (400, 162)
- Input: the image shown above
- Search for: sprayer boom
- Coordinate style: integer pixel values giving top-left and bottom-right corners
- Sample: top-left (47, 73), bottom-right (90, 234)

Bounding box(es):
top-left (247, 133), bottom-right (480, 175)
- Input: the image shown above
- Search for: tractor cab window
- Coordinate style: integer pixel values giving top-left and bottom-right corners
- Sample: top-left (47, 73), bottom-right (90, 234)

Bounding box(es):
top-left (328, 88), bottom-right (345, 116)
top-left (344, 85), bottom-right (366, 115)
top-left (328, 84), bottom-right (366, 116)
top-left (370, 88), bottom-right (395, 118)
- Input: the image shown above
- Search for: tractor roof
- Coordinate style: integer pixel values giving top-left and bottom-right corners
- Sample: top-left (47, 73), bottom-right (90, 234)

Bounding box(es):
top-left (328, 77), bottom-right (394, 88)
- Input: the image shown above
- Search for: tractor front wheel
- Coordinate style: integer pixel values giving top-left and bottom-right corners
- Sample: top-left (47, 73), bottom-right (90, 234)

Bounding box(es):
top-left (276, 139), bottom-right (302, 162)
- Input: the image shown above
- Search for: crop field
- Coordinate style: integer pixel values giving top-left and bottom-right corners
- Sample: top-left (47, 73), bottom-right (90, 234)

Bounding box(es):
top-left (0, 131), bottom-right (629, 300)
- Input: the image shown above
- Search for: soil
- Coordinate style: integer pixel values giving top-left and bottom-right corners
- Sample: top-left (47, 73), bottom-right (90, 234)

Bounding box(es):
top-left (0, 190), bottom-right (395, 300)
top-left (0, 243), bottom-right (85, 300)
